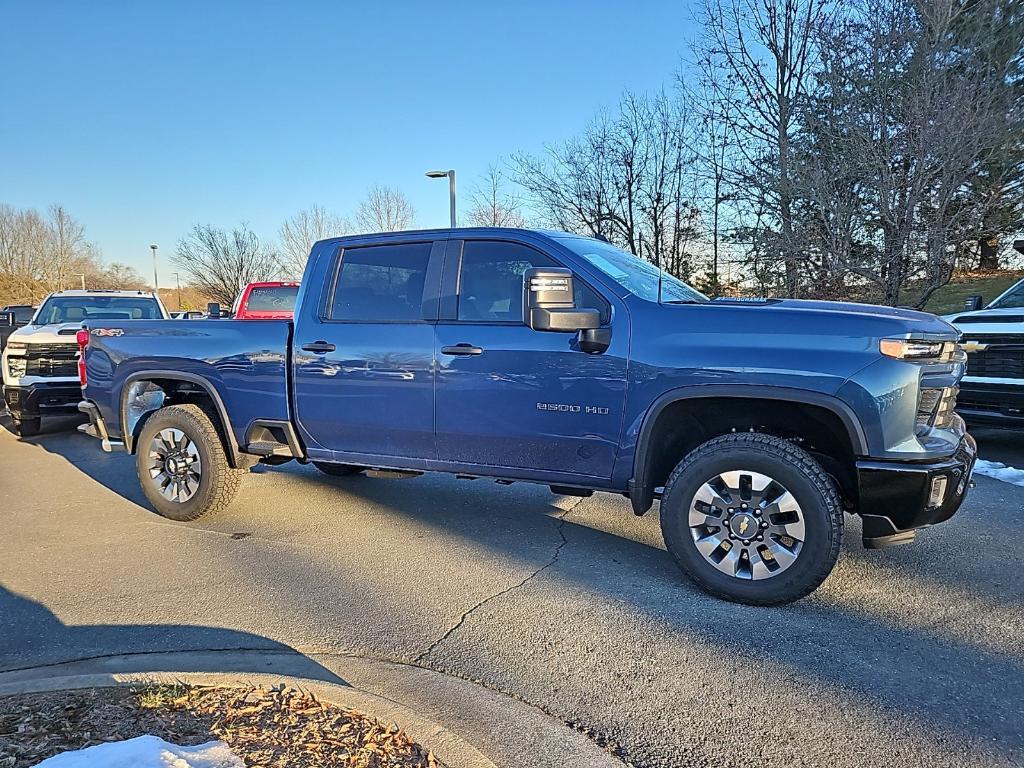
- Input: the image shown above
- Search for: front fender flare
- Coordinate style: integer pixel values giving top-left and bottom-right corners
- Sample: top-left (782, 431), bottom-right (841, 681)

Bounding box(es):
top-left (628, 384), bottom-right (868, 515)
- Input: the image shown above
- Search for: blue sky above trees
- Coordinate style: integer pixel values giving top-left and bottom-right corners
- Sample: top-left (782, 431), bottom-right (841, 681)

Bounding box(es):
top-left (0, 0), bottom-right (695, 283)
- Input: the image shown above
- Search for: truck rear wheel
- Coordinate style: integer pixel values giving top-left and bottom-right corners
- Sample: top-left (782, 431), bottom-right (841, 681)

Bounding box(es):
top-left (135, 404), bottom-right (244, 521)
top-left (660, 433), bottom-right (843, 606)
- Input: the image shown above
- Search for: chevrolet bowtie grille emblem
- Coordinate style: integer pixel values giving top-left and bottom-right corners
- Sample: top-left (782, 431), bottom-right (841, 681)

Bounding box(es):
top-left (961, 341), bottom-right (990, 353)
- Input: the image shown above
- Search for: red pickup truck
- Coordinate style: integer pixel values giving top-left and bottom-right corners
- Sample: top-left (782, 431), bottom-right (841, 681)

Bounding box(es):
top-left (231, 281), bottom-right (299, 320)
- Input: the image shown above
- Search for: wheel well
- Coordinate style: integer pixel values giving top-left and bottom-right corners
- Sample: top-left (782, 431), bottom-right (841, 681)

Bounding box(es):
top-left (122, 377), bottom-right (244, 467)
top-left (635, 397), bottom-right (858, 513)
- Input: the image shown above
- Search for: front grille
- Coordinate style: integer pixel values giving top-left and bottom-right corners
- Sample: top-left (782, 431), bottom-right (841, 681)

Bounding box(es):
top-left (23, 343), bottom-right (79, 377)
top-left (962, 335), bottom-right (1024, 379)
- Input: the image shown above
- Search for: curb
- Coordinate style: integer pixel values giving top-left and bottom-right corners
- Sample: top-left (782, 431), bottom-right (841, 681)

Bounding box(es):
top-left (0, 651), bottom-right (621, 768)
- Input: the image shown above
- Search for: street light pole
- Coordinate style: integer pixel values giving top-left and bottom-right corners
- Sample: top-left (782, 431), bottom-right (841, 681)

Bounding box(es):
top-left (172, 271), bottom-right (182, 310)
top-left (425, 169), bottom-right (456, 228)
top-left (150, 244), bottom-right (159, 293)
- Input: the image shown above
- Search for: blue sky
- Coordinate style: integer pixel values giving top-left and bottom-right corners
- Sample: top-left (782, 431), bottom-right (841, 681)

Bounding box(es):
top-left (1, 1), bottom-right (696, 284)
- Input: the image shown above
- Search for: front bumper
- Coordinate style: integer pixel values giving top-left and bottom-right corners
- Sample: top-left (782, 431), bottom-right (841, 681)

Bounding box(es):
top-left (3, 383), bottom-right (83, 419)
top-left (956, 381), bottom-right (1024, 427)
top-left (856, 433), bottom-right (977, 548)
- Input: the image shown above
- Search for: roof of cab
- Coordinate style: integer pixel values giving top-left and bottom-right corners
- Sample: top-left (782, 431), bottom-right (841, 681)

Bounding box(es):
top-left (312, 227), bottom-right (588, 249)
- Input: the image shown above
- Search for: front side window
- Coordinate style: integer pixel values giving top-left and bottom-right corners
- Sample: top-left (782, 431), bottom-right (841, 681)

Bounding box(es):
top-left (329, 242), bottom-right (431, 322)
top-left (458, 240), bottom-right (608, 324)
top-left (33, 296), bottom-right (162, 324)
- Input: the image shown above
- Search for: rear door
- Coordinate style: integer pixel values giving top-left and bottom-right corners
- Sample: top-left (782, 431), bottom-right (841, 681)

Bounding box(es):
top-left (433, 238), bottom-right (628, 479)
top-left (292, 238), bottom-right (444, 462)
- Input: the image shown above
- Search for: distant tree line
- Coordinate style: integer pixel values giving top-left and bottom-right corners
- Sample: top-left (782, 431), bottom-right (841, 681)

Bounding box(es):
top-left (0, 203), bottom-right (146, 306)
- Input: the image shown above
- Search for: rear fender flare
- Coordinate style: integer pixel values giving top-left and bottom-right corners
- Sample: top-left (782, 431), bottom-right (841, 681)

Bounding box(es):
top-left (119, 370), bottom-right (241, 466)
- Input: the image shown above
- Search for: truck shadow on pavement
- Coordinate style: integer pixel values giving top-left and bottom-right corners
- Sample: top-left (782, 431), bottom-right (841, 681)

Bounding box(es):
top-left (0, 586), bottom-right (344, 685)
top-left (16, 418), bottom-right (1024, 761)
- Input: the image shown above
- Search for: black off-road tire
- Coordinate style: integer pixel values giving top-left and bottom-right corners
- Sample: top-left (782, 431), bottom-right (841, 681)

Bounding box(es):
top-left (135, 404), bottom-right (245, 522)
top-left (312, 461), bottom-right (364, 477)
top-left (660, 433), bottom-right (843, 606)
top-left (11, 416), bottom-right (40, 437)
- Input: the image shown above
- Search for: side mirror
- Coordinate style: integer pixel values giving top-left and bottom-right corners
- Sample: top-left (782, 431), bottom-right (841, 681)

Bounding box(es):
top-left (524, 268), bottom-right (600, 333)
top-left (963, 295), bottom-right (983, 312)
top-left (0, 311), bottom-right (14, 328)
top-left (207, 302), bottom-right (221, 318)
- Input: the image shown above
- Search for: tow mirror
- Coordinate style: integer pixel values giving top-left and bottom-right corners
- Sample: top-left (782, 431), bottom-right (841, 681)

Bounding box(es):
top-left (0, 311), bottom-right (13, 328)
top-left (524, 268), bottom-right (599, 332)
top-left (963, 295), bottom-right (983, 312)
top-left (524, 267), bottom-right (609, 354)
top-left (206, 302), bottom-right (221, 318)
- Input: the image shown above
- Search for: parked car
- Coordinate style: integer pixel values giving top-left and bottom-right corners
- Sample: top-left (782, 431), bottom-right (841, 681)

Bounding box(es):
top-left (0, 304), bottom-right (36, 352)
top-left (77, 229), bottom-right (975, 605)
top-left (231, 281), bottom-right (299, 320)
top-left (945, 275), bottom-right (1024, 428)
top-left (2, 289), bottom-right (168, 436)
top-left (169, 310), bottom-right (205, 320)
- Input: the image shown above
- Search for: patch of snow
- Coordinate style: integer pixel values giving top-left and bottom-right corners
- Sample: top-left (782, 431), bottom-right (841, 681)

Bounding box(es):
top-left (973, 459), bottom-right (1024, 488)
top-left (36, 735), bottom-right (244, 768)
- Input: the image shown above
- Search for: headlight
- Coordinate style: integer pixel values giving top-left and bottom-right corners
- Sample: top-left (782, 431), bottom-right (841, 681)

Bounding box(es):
top-left (6, 356), bottom-right (27, 379)
top-left (5, 341), bottom-right (27, 351)
top-left (880, 339), bottom-right (956, 361)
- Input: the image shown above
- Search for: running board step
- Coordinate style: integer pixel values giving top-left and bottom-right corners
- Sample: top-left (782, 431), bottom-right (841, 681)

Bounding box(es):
top-left (245, 441), bottom-right (294, 458)
top-left (365, 469), bottom-right (422, 479)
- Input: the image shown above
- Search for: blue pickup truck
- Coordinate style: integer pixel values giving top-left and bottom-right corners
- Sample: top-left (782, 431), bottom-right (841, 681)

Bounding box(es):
top-left (77, 228), bottom-right (976, 605)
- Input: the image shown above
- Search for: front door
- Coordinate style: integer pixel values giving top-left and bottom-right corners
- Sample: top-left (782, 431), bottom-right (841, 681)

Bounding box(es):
top-left (292, 239), bottom-right (443, 462)
top-left (433, 239), bottom-right (628, 479)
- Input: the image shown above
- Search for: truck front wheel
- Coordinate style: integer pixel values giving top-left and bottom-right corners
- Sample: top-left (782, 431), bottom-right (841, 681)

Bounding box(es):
top-left (135, 404), bottom-right (245, 521)
top-left (660, 433), bottom-right (843, 606)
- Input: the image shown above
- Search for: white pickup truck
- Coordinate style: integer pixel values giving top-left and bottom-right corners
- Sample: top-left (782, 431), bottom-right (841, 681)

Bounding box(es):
top-left (946, 246), bottom-right (1024, 428)
top-left (2, 289), bottom-right (168, 436)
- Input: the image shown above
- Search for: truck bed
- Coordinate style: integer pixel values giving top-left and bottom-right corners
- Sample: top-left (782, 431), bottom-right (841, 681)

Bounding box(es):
top-left (83, 319), bottom-right (292, 446)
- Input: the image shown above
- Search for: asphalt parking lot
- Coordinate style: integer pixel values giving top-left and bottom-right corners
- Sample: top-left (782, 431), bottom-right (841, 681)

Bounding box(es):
top-left (1, 413), bottom-right (1022, 768)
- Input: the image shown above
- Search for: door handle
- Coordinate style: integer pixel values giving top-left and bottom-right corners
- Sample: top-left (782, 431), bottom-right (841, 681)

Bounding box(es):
top-left (441, 343), bottom-right (483, 356)
top-left (301, 341), bottom-right (336, 354)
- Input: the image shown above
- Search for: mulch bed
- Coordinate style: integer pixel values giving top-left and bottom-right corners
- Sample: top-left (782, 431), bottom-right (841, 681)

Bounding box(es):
top-left (0, 684), bottom-right (443, 767)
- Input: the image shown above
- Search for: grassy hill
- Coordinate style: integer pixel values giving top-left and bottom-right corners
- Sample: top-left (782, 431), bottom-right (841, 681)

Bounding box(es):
top-left (920, 271), bottom-right (1024, 315)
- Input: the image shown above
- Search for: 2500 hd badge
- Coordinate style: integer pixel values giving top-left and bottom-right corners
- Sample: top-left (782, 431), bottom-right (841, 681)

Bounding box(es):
top-left (536, 402), bottom-right (611, 415)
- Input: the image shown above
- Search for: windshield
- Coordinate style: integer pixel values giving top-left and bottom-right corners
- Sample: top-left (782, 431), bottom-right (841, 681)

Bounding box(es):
top-left (988, 280), bottom-right (1024, 309)
top-left (33, 295), bottom-right (162, 325)
top-left (244, 285), bottom-right (299, 313)
top-left (558, 237), bottom-right (708, 303)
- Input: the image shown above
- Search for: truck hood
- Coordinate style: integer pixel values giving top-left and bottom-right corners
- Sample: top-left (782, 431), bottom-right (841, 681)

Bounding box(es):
top-left (710, 298), bottom-right (958, 337)
top-left (941, 307), bottom-right (1024, 335)
top-left (7, 323), bottom-right (82, 344)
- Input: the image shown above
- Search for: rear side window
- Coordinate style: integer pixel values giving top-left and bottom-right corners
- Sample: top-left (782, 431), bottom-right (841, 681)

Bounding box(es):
top-left (329, 243), bottom-right (431, 322)
top-left (457, 241), bottom-right (609, 324)
top-left (244, 285), bottom-right (298, 312)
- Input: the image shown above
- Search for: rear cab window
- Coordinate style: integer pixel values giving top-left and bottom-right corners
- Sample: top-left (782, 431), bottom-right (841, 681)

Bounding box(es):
top-left (328, 242), bottom-right (433, 322)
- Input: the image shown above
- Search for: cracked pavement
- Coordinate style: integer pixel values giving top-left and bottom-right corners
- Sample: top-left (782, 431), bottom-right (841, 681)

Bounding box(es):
top-left (2, 414), bottom-right (1023, 767)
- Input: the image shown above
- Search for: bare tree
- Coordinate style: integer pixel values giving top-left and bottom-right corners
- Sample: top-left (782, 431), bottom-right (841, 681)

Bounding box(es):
top-left (466, 164), bottom-right (526, 227)
top-left (512, 88), bottom-right (702, 279)
top-left (172, 223), bottom-right (280, 305)
top-left (354, 186), bottom-right (415, 232)
top-left (697, 0), bottom-right (827, 297)
top-left (279, 205), bottom-right (347, 279)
